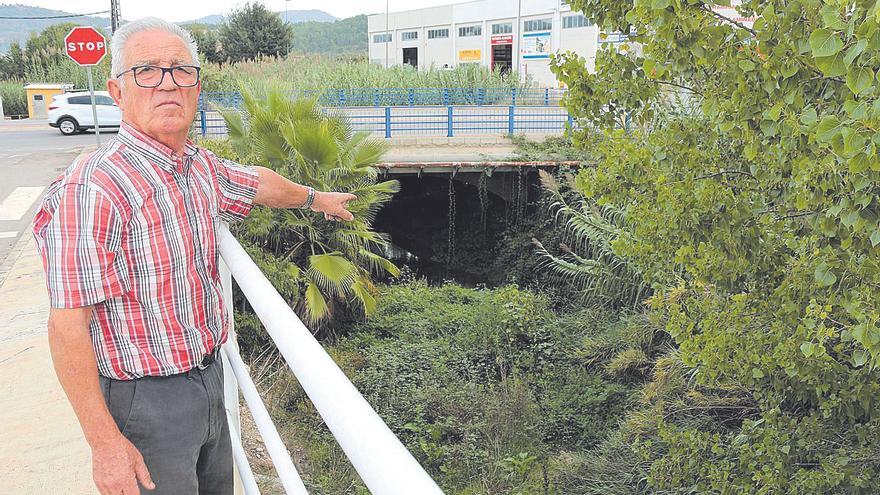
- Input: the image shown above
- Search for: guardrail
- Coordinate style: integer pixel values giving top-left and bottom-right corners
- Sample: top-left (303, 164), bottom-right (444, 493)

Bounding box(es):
top-left (201, 87), bottom-right (567, 109)
top-left (196, 106), bottom-right (573, 139)
top-left (218, 224), bottom-right (444, 495)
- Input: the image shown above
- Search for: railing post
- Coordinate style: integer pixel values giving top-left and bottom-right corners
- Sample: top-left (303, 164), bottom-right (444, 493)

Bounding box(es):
top-left (408, 88), bottom-right (415, 107)
top-left (200, 110), bottom-right (207, 138)
top-left (508, 105), bottom-right (515, 135)
top-left (385, 107), bottom-right (392, 139)
top-left (447, 106), bottom-right (454, 137)
top-left (511, 87), bottom-right (518, 106)
top-left (545, 88), bottom-right (550, 106)
top-left (568, 114), bottom-right (574, 129)
top-left (220, 257), bottom-right (246, 495)
top-left (374, 89), bottom-right (380, 107)
top-left (338, 89), bottom-right (345, 106)
top-left (478, 88), bottom-right (485, 106)
top-left (442, 88), bottom-right (450, 106)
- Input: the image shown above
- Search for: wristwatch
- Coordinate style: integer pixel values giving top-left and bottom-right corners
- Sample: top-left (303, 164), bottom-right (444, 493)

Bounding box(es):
top-left (301, 186), bottom-right (316, 209)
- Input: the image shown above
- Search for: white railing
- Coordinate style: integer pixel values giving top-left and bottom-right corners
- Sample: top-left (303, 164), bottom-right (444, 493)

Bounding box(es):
top-left (217, 224), bottom-right (444, 495)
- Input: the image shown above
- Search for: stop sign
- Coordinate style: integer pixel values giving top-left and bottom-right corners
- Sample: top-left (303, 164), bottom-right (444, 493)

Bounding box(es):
top-left (64, 26), bottom-right (107, 66)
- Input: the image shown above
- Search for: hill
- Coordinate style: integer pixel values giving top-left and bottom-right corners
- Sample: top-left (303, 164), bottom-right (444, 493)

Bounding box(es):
top-left (290, 15), bottom-right (367, 56)
top-left (0, 4), bottom-right (110, 51)
top-left (184, 9), bottom-right (336, 25)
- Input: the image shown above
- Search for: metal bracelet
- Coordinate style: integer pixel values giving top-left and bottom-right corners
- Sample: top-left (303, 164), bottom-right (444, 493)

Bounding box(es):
top-left (301, 186), bottom-right (316, 209)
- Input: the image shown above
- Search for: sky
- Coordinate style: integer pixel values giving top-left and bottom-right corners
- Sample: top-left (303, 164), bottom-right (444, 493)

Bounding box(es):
top-left (16, 0), bottom-right (459, 22)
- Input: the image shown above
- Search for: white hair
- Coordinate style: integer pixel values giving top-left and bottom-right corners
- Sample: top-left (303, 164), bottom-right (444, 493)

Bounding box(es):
top-left (110, 17), bottom-right (200, 79)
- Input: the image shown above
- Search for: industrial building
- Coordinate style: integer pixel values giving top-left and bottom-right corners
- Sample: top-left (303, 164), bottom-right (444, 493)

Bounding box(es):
top-left (367, 0), bottom-right (601, 87)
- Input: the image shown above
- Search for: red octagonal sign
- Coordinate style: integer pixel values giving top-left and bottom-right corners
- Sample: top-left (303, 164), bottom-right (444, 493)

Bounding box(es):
top-left (65, 26), bottom-right (107, 66)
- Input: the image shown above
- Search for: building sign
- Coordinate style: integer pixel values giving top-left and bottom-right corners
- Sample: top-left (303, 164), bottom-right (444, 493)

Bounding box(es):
top-left (522, 31), bottom-right (551, 59)
top-left (458, 49), bottom-right (481, 62)
top-left (491, 35), bottom-right (513, 45)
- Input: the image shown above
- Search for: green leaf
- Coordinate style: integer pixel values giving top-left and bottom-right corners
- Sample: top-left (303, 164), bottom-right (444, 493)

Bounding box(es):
top-left (800, 342), bottom-right (815, 357)
top-left (739, 59), bottom-right (756, 72)
top-left (843, 129), bottom-right (867, 156)
top-left (810, 29), bottom-right (844, 57)
top-left (309, 253), bottom-right (356, 284)
top-left (652, 0), bottom-right (671, 9)
top-left (843, 39), bottom-right (868, 67)
top-left (780, 62), bottom-right (799, 78)
top-left (800, 106), bottom-right (817, 125)
top-left (815, 52), bottom-right (846, 77)
top-left (846, 67), bottom-right (874, 94)
top-left (814, 262), bottom-right (837, 287)
top-left (852, 349), bottom-right (869, 367)
top-left (751, 367), bottom-right (765, 379)
top-left (815, 116), bottom-right (842, 142)
top-left (305, 281), bottom-right (329, 322)
top-left (870, 229), bottom-right (880, 247)
top-left (351, 278), bottom-right (378, 314)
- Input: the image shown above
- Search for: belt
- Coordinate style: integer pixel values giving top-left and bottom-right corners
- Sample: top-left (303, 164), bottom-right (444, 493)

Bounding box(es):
top-left (185, 347), bottom-right (220, 377)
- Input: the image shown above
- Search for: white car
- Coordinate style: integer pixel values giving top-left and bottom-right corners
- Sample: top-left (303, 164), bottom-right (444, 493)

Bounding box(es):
top-left (48, 91), bottom-right (122, 135)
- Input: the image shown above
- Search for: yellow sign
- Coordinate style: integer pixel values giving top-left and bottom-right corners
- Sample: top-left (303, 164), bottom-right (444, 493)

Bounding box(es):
top-left (458, 49), bottom-right (481, 62)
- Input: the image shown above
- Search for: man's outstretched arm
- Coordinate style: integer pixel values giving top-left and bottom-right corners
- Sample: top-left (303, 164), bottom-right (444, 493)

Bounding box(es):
top-left (48, 307), bottom-right (154, 495)
top-left (251, 166), bottom-right (358, 221)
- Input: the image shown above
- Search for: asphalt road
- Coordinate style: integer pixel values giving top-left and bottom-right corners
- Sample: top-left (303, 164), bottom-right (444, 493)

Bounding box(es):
top-left (0, 120), bottom-right (117, 266)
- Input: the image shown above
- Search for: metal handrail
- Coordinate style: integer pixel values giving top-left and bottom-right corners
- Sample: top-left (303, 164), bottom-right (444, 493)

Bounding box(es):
top-left (217, 224), bottom-right (444, 495)
top-left (223, 342), bottom-right (309, 494)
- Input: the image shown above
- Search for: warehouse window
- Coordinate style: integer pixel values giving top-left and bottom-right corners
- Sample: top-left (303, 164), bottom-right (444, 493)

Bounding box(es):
top-left (563, 15), bottom-right (591, 29)
top-left (523, 18), bottom-right (552, 32)
top-left (402, 31), bottom-right (418, 41)
top-left (458, 25), bottom-right (482, 37)
top-left (428, 28), bottom-right (449, 39)
top-left (492, 22), bottom-right (513, 34)
top-left (373, 33), bottom-right (392, 43)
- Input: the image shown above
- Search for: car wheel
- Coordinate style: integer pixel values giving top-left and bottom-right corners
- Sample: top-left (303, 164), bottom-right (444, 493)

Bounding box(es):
top-left (58, 118), bottom-right (78, 136)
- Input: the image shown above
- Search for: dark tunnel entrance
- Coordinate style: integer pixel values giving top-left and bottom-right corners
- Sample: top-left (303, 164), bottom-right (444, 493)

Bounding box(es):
top-left (372, 170), bottom-right (542, 285)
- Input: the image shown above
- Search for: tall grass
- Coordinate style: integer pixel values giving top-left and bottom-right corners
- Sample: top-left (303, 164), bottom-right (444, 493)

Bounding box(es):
top-left (200, 54), bottom-right (533, 92)
top-left (0, 80), bottom-right (26, 116)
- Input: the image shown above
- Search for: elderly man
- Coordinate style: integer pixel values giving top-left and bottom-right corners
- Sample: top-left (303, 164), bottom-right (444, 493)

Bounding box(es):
top-left (32, 18), bottom-right (355, 495)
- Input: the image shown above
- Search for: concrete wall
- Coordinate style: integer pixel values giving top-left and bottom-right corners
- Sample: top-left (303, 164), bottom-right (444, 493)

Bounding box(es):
top-left (367, 0), bottom-right (598, 87)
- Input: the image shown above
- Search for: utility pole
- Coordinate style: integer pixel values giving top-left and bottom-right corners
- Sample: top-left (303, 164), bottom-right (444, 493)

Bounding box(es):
top-left (285, 0), bottom-right (291, 55)
top-left (515, 0), bottom-right (522, 82)
top-left (110, 0), bottom-right (121, 33)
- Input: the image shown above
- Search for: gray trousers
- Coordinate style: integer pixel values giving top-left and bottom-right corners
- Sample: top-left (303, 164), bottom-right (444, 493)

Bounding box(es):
top-left (98, 354), bottom-right (232, 495)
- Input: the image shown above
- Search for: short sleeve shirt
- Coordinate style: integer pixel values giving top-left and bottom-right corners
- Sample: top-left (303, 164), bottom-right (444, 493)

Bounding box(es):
top-left (32, 121), bottom-right (259, 380)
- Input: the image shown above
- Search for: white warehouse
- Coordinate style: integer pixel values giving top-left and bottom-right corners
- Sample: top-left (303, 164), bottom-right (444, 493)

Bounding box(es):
top-left (367, 0), bottom-right (602, 87)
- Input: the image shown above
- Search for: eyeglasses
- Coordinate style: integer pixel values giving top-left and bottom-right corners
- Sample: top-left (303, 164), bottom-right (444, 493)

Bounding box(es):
top-left (116, 65), bottom-right (201, 88)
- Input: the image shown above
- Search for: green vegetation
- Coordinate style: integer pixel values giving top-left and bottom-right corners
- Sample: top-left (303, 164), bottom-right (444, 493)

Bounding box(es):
top-left (203, 87), bottom-right (400, 328)
top-left (219, 3), bottom-right (293, 63)
top-left (289, 15), bottom-right (367, 56)
top-left (549, 0), bottom-right (880, 492)
top-left (247, 282), bottom-right (662, 494)
top-left (199, 54), bottom-right (530, 92)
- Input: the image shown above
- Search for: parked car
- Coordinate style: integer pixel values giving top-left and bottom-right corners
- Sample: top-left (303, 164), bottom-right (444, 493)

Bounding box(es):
top-left (48, 91), bottom-right (121, 135)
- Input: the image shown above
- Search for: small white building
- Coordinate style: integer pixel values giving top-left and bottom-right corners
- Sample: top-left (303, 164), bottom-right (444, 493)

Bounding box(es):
top-left (368, 0), bottom-right (600, 87)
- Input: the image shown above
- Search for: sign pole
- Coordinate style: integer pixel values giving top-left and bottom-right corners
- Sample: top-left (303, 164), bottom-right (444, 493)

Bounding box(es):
top-left (86, 66), bottom-right (101, 146)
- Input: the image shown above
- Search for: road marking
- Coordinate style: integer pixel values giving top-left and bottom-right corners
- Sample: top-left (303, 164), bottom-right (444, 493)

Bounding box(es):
top-left (0, 187), bottom-right (45, 221)
top-left (6, 153), bottom-right (30, 159)
top-left (0, 232), bottom-right (17, 239)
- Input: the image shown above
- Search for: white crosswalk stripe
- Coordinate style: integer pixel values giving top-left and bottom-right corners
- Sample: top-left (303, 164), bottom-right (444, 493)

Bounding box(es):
top-left (0, 187), bottom-right (45, 222)
top-left (0, 232), bottom-right (17, 239)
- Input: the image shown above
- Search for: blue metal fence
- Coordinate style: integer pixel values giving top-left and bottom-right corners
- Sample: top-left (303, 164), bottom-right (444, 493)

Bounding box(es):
top-left (199, 88), bottom-right (567, 110)
top-left (195, 105), bottom-right (574, 139)
top-left (195, 89), bottom-right (574, 139)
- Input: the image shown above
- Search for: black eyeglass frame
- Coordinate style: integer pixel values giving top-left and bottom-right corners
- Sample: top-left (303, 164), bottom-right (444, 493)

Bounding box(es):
top-left (115, 65), bottom-right (201, 88)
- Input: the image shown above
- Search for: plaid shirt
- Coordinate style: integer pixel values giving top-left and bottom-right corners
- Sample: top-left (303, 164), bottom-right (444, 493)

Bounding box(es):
top-left (33, 122), bottom-right (259, 380)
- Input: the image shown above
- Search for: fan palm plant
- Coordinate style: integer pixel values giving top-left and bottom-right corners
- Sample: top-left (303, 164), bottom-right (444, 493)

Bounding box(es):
top-left (216, 86), bottom-right (400, 324)
top-left (532, 170), bottom-right (649, 308)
